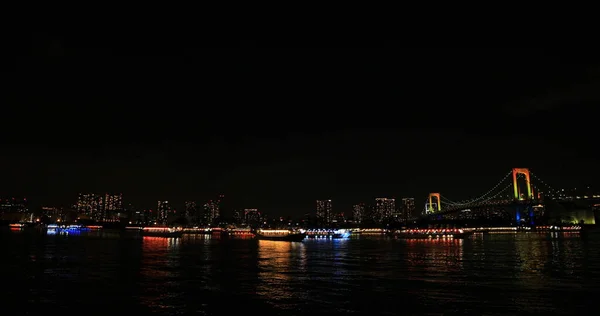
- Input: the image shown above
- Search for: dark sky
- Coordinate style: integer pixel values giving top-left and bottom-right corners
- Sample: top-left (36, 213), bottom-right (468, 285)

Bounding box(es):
top-left (3, 35), bottom-right (600, 216)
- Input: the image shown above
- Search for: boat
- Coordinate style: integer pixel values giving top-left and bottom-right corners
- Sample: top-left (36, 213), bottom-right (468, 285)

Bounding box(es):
top-left (254, 229), bottom-right (306, 241)
top-left (140, 226), bottom-right (183, 237)
top-left (305, 229), bottom-right (351, 239)
top-left (65, 225), bottom-right (90, 232)
top-left (391, 228), bottom-right (473, 239)
top-left (226, 228), bottom-right (254, 237)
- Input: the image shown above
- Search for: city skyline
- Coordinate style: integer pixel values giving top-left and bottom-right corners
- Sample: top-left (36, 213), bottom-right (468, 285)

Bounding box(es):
top-left (3, 40), bottom-right (600, 217)
top-left (2, 177), bottom-right (596, 221)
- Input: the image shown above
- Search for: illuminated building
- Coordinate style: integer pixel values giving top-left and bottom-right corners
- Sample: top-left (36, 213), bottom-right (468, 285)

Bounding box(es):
top-left (104, 194), bottom-right (123, 211)
top-left (184, 201), bottom-right (197, 219)
top-left (375, 198), bottom-right (395, 223)
top-left (77, 193), bottom-right (103, 221)
top-left (333, 212), bottom-right (346, 224)
top-left (353, 203), bottom-right (365, 224)
top-left (401, 198), bottom-right (415, 221)
top-left (244, 208), bottom-right (262, 227)
top-left (76, 193), bottom-right (124, 222)
top-left (41, 206), bottom-right (65, 221)
top-left (128, 204), bottom-right (145, 225)
top-left (104, 193), bottom-right (123, 222)
top-left (316, 199), bottom-right (332, 227)
top-left (0, 197), bottom-right (28, 214)
top-left (157, 200), bottom-right (172, 225)
top-left (203, 200), bottom-right (220, 225)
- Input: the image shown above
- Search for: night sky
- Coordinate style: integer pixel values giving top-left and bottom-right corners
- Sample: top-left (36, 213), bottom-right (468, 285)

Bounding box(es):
top-left (3, 35), bottom-right (600, 216)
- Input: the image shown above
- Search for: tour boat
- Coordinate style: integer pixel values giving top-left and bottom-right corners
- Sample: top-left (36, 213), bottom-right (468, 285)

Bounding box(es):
top-left (226, 228), bottom-right (254, 237)
top-left (254, 229), bottom-right (306, 241)
top-left (65, 225), bottom-right (90, 231)
top-left (141, 226), bottom-right (183, 237)
top-left (305, 229), bottom-right (351, 239)
top-left (391, 228), bottom-right (473, 239)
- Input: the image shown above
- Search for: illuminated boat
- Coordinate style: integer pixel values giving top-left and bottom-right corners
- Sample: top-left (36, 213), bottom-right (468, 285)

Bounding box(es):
top-left (226, 228), bottom-right (254, 237)
top-left (254, 229), bottom-right (306, 241)
top-left (141, 226), bottom-right (183, 237)
top-left (305, 229), bottom-right (351, 238)
top-left (45, 224), bottom-right (89, 235)
top-left (65, 225), bottom-right (90, 231)
top-left (391, 228), bottom-right (473, 239)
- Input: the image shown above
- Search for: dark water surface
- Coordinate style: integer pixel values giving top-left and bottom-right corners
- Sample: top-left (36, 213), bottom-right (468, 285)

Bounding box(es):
top-left (1, 228), bottom-right (599, 315)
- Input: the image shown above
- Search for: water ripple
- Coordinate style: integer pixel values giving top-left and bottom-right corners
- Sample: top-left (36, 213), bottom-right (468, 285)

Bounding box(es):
top-left (2, 229), bottom-right (600, 315)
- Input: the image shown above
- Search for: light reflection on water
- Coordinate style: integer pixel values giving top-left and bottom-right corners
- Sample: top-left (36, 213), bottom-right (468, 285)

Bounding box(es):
top-left (2, 229), bottom-right (600, 315)
top-left (138, 237), bottom-right (182, 311)
top-left (256, 240), bottom-right (307, 309)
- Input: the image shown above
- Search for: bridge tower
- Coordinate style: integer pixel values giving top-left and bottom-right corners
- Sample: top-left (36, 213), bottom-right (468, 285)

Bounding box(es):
top-left (512, 168), bottom-right (533, 200)
top-left (428, 193), bottom-right (441, 213)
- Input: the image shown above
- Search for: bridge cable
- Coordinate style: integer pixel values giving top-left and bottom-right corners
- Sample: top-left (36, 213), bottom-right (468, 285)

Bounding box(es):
top-left (529, 172), bottom-right (560, 196)
top-left (443, 182), bottom-right (515, 211)
top-left (439, 170), bottom-right (513, 206)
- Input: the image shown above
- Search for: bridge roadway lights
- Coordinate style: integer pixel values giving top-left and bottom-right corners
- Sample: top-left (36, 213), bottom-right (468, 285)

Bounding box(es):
top-left (423, 199), bottom-right (539, 224)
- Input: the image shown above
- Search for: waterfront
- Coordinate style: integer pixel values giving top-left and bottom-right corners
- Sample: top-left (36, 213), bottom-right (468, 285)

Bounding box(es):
top-left (1, 229), bottom-right (599, 315)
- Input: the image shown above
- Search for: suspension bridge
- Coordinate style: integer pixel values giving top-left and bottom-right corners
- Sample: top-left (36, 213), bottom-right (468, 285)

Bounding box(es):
top-left (419, 168), bottom-right (598, 225)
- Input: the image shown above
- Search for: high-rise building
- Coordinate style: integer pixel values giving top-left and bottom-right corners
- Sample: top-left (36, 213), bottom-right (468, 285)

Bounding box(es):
top-left (353, 203), bottom-right (366, 224)
top-left (184, 201), bottom-right (197, 219)
top-left (104, 194), bottom-right (123, 211)
top-left (375, 198), bottom-right (395, 223)
top-left (127, 203), bottom-right (145, 225)
top-left (244, 209), bottom-right (261, 227)
top-left (77, 193), bottom-right (103, 221)
top-left (203, 200), bottom-right (220, 225)
top-left (316, 199), bottom-right (332, 227)
top-left (0, 197), bottom-right (28, 214)
top-left (157, 200), bottom-right (172, 224)
top-left (401, 198), bottom-right (415, 221)
top-left (104, 193), bottom-right (123, 222)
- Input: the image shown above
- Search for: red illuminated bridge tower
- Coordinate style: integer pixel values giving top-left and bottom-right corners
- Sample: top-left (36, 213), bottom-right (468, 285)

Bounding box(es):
top-left (512, 168), bottom-right (533, 200)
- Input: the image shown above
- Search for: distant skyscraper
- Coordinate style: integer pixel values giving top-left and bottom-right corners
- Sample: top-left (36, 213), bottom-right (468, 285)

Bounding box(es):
top-left (402, 198), bottom-right (415, 221)
top-left (157, 200), bottom-right (172, 224)
top-left (244, 209), bottom-right (261, 227)
top-left (184, 201), bottom-right (197, 219)
top-left (375, 198), bottom-right (395, 223)
top-left (104, 194), bottom-right (123, 211)
top-left (77, 193), bottom-right (103, 221)
top-left (316, 199), bottom-right (333, 227)
top-left (104, 193), bottom-right (123, 222)
top-left (203, 200), bottom-right (220, 225)
top-left (0, 197), bottom-right (28, 214)
top-left (353, 203), bottom-right (365, 224)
